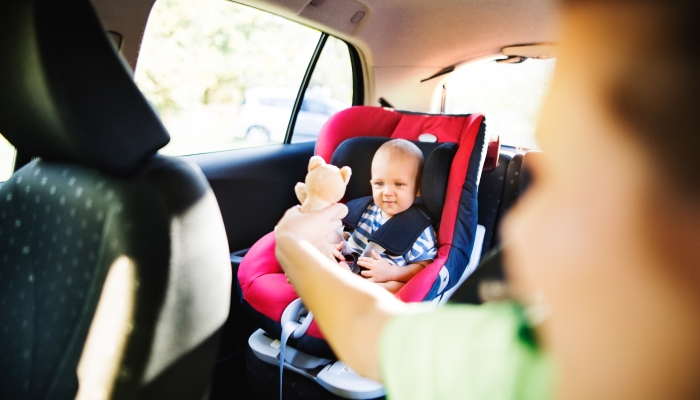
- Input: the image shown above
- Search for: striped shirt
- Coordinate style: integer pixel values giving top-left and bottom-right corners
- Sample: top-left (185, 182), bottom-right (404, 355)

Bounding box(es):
top-left (346, 202), bottom-right (437, 267)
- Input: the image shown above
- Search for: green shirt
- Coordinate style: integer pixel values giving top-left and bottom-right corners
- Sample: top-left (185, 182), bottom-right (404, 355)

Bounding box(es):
top-left (379, 302), bottom-right (555, 399)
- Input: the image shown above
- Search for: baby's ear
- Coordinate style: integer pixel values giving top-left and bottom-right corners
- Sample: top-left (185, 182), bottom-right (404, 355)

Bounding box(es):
top-left (340, 166), bottom-right (352, 184)
top-left (416, 188), bottom-right (421, 197)
top-left (308, 156), bottom-right (325, 171)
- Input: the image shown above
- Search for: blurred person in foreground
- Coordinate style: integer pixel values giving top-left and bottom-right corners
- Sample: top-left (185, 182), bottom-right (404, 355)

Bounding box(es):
top-left (275, 0), bottom-right (700, 398)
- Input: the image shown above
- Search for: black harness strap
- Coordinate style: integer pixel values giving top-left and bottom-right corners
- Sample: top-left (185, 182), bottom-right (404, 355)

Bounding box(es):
top-left (342, 196), bottom-right (434, 256)
top-left (342, 196), bottom-right (374, 229)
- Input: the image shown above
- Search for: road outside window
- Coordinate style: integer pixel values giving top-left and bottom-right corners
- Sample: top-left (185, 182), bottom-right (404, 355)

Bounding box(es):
top-left (135, 0), bottom-right (324, 156)
top-left (0, 134), bottom-right (15, 181)
top-left (440, 58), bottom-right (556, 150)
top-left (292, 36), bottom-right (353, 144)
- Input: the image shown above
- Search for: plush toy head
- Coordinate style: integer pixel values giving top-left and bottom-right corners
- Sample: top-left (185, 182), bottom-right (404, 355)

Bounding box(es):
top-left (295, 156), bottom-right (352, 213)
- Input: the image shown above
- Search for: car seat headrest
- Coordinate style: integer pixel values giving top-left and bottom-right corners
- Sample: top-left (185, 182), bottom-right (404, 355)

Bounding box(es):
top-left (420, 143), bottom-right (458, 221)
top-left (0, 0), bottom-right (170, 176)
top-left (330, 137), bottom-right (458, 221)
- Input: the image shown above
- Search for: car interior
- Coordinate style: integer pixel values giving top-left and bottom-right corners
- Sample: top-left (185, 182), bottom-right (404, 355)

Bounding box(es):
top-left (0, 0), bottom-right (558, 399)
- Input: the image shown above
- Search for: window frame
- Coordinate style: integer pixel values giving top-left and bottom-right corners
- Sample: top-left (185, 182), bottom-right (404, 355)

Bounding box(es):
top-left (347, 40), bottom-right (365, 107)
top-left (283, 34), bottom-right (364, 144)
top-left (284, 33), bottom-right (328, 144)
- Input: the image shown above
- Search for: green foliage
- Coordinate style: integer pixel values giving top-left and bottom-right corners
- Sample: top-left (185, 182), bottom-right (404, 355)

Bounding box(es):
top-left (135, 0), bottom-right (321, 117)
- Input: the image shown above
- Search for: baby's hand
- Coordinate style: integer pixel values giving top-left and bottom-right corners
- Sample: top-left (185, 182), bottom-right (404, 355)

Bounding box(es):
top-left (357, 250), bottom-right (395, 283)
top-left (331, 241), bottom-right (345, 263)
top-left (338, 261), bottom-right (352, 271)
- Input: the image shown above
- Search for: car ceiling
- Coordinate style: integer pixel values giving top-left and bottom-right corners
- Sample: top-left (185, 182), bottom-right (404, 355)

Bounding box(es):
top-left (94, 0), bottom-right (560, 111)
top-left (228, 0), bottom-right (559, 68)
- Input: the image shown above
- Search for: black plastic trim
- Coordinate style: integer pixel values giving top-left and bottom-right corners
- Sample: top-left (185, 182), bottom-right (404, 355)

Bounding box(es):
top-left (13, 150), bottom-right (32, 172)
top-left (284, 33), bottom-right (328, 144)
top-left (378, 97), bottom-right (393, 108)
top-left (420, 65), bottom-right (456, 83)
top-left (346, 41), bottom-right (365, 106)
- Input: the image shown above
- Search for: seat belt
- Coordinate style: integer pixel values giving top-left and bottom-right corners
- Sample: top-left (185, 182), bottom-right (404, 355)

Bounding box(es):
top-left (278, 299), bottom-right (314, 400)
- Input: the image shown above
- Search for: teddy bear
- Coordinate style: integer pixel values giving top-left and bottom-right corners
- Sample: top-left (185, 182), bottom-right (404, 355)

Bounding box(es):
top-left (295, 156), bottom-right (352, 213)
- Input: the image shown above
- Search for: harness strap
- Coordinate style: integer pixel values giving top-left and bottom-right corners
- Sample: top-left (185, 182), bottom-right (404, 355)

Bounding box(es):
top-left (369, 205), bottom-right (432, 255)
top-left (343, 196), bottom-right (434, 256)
top-left (342, 196), bottom-right (374, 228)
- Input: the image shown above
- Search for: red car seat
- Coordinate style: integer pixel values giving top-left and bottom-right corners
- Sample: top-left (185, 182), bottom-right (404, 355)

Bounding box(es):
top-left (237, 106), bottom-right (489, 360)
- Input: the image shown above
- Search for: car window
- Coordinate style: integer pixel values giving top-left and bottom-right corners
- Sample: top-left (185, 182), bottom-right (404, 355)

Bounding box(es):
top-left (438, 58), bottom-right (556, 150)
top-left (291, 36), bottom-right (353, 144)
top-left (134, 0), bottom-right (325, 154)
top-left (0, 133), bottom-right (16, 181)
top-left (259, 98), bottom-right (295, 109)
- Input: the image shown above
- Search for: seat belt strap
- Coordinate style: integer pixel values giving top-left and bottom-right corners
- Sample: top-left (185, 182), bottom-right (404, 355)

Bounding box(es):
top-left (278, 299), bottom-right (314, 400)
top-left (279, 320), bottom-right (297, 400)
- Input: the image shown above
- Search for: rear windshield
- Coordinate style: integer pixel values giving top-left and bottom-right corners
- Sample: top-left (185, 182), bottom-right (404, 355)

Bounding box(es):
top-left (440, 58), bottom-right (556, 150)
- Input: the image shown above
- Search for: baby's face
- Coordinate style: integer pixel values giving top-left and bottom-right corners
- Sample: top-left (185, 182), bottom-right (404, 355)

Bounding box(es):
top-left (370, 151), bottom-right (419, 218)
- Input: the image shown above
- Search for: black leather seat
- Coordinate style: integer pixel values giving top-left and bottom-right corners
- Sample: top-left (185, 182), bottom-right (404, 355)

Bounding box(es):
top-left (0, 0), bottom-right (231, 398)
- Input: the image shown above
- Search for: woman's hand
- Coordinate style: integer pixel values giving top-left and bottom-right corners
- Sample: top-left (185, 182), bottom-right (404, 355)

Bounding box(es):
top-left (358, 250), bottom-right (395, 282)
top-left (275, 204), bottom-right (348, 270)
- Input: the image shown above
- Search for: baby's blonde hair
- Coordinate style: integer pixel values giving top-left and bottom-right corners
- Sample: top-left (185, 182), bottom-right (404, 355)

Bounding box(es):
top-left (374, 139), bottom-right (424, 184)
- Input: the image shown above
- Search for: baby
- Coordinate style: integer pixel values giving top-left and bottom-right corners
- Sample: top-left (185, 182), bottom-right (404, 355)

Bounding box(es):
top-left (334, 139), bottom-right (437, 294)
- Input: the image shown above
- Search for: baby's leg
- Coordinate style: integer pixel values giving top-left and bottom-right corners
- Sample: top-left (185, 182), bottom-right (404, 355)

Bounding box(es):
top-left (376, 281), bottom-right (405, 294)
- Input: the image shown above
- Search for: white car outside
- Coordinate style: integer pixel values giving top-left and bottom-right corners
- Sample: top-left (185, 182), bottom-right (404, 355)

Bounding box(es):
top-left (232, 87), bottom-right (349, 143)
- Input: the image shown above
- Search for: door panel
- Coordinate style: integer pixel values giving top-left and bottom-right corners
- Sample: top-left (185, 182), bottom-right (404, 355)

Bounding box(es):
top-left (185, 142), bottom-right (314, 399)
top-left (185, 142), bottom-right (315, 252)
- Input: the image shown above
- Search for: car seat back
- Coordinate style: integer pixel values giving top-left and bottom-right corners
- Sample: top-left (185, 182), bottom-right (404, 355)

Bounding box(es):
top-left (0, 0), bottom-right (231, 398)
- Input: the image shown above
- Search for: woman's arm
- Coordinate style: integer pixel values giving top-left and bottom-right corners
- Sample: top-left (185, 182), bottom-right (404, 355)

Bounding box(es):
top-left (275, 205), bottom-right (407, 381)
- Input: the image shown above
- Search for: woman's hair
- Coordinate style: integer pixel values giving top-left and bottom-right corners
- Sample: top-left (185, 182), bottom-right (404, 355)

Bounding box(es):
top-left (563, 0), bottom-right (700, 196)
top-left (375, 139), bottom-right (425, 184)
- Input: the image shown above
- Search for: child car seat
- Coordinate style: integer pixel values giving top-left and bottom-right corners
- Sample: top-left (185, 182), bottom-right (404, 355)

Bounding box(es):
top-left (237, 107), bottom-right (491, 399)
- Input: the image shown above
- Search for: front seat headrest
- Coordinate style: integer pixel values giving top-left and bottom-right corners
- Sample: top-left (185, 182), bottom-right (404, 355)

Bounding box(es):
top-left (0, 0), bottom-right (169, 176)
